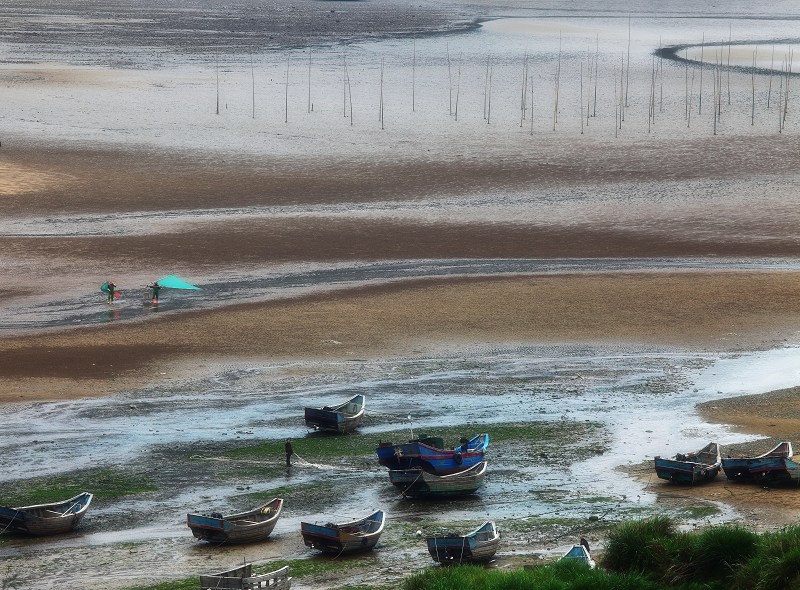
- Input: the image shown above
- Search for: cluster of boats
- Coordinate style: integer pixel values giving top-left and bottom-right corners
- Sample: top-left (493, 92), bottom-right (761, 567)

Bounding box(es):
top-left (654, 441), bottom-right (799, 486)
top-left (1, 392), bottom-right (596, 585)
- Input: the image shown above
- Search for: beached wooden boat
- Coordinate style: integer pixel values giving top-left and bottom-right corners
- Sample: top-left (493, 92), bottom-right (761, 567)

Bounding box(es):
top-left (301, 509), bottom-right (385, 554)
top-left (304, 394), bottom-right (365, 433)
top-left (187, 498), bottom-right (283, 544)
top-left (0, 491), bottom-right (93, 536)
top-left (390, 460), bottom-right (487, 498)
top-left (426, 521), bottom-right (500, 564)
top-left (376, 433), bottom-right (489, 474)
top-left (654, 442), bottom-right (722, 485)
top-left (721, 441), bottom-right (794, 484)
top-left (560, 544), bottom-right (596, 568)
top-left (200, 563), bottom-right (291, 590)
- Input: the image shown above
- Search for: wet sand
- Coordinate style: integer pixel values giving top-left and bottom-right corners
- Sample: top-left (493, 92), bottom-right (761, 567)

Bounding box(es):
top-left (2, 271), bottom-right (800, 404)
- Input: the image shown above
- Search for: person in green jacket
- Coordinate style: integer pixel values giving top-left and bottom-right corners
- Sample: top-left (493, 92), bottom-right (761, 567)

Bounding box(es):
top-left (148, 281), bottom-right (162, 304)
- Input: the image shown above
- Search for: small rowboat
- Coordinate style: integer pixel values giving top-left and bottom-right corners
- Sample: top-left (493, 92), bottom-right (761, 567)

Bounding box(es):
top-left (560, 544), bottom-right (596, 568)
top-left (200, 563), bottom-right (292, 590)
top-left (426, 521), bottom-right (500, 564)
top-left (721, 441), bottom-right (793, 483)
top-left (389, 461), bottom-right (488, 498)
top-left (187, 498), bottom-right (283, 544)
top-left (304, 394), bottom-right (365, 433)
top-left (301, 510), bottom-right (385, 554)
top-left (376, 433), bottom-right (489, 475)
top-left (654, 442), bottom-right (722, 485)
top-left (0, 491), bottom-right (93, 536)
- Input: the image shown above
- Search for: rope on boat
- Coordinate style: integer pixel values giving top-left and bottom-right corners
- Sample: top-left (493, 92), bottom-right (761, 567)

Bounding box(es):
top-left (395, 469), bottom-right (425, 500)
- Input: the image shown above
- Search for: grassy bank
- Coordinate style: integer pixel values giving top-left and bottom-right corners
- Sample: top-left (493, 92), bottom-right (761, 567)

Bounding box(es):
top-left (405, 516), bottom-right (800, 590)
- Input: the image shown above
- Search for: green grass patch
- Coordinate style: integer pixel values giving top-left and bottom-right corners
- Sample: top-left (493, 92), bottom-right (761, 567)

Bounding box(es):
top-left (259, 556), bottom-right (377, 578)
top-left (125, 579), bottom-right (196, 590)
top-left (0, 468), bottom-right (157, 506)
top-left (225, 421), bottom-right (607, 463)
top-left (679, 504), bottom-right (721, 520)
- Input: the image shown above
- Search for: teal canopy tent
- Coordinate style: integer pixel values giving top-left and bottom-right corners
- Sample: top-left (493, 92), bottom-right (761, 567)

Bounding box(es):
top-left (156, 275), bottom-right (202, 290)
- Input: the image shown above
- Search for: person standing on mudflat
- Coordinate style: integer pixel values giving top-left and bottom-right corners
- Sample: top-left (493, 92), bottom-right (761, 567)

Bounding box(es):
top-left (285, 438), bottom-right (294, 467)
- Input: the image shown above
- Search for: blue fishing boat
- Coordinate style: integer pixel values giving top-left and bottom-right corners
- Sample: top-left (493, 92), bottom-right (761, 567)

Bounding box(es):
top-left (0, 492), bottom-right (93, 536)
top-left (301, 510), bottom-right (385, 554)
top-left (376, 433), bottom-right (488, 475)
top-left (654, 442), bottom-right (721, 485)
top-left (721, 441), bottom-right (793, 484)
top-left (426, 521), bottom-right (500, 564)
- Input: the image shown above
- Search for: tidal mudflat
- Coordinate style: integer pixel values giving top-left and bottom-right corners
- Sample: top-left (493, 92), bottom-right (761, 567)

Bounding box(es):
top-left (3, 1), bottom-right (800, 588)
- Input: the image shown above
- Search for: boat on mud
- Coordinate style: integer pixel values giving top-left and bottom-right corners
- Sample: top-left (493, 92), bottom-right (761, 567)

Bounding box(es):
top-left (0, 491), bottom-right (93, 536)
top-left (389, 460), bottom-right (488, 498)
top-left (300, 509), bottom-right (385, 554)
top-left (721, 441), bottom-right (796, 484)
top-left (376, 433), bottom-right (489, 474)
top-left (304, 394), bottom-right (365, 433)
top-left (654, 442), bottom-right (722, 485)
top-left (187, 498), bottom-right (283, 544)
top-left (426, 520), bottom-right (500, 564)
top-left (200, 562), bottom-right (291, 590)
top-left (560, 544), bottom-right (596, 568)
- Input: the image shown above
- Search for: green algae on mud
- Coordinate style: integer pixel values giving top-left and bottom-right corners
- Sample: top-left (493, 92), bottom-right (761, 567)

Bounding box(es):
top-left (0, 467), bottom-right (157, 506)
top-left (225, 421), bottom-right (609, 463)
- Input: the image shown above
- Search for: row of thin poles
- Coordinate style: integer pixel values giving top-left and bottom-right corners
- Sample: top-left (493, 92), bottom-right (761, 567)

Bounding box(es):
top-left (212, 37), bottom-right (795, 136)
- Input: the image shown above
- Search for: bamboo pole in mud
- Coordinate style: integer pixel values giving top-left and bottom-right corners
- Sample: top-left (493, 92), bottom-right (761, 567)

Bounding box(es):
top-left (712, 50), bottom-right (718, 126)
top-left (688, 69), bottom-right (695, 128)
top-left (768, 45), bottom-right (775, 109)
top-left (380, 57), bottom-right (385, 129)
top-left (699, 32), bottom-right (704, 115)
top-left (779, 61), bottom-right (785, 132)
top-left (783, 50), bottom-right (792, 129)
top-left (614, 72), bottom-right (621, 138)
top-left (455, 53), bottom-right (462, 121)
top-left (285, 55), bottom-right (289, 123)
top-left (447, 42), bottom-right (452, 116)
top-left (751, 48), bottom-right (756, 126)
top-left (580, 61), bottom-right (584, 135)
top-left (593, 34), bottom-right (599, 117)
top-left (483, 53), bottom-right (490, 120)
top-left (659, 38), bottom-right (664, 113)
top-left (684, 48), bottom-right (689, 120)
top-left (343, 54), bottom-right (347, 118)
top-left (307, 47), bottom-right (312, 114)
top-left (345, 57), bottom-right (353, 125)
top-left (585, 45), bottom-right (591, 127)
top-left (625, 16), bottom-right (630, 107)
top-left (619, 53), bottom-right (624, 125)
top-left (554, 33), bottom-right (562, 129)
top-left (530, 74), bottom-right (535, 135)
top-left (215, 53), bottom-right (220, 115)
top-left (520, 51), bottom-right (529, 127)
top-left (412, 35), bottom-right (416, 113)
top-left (488, 58), bottom-right (493, 125)
top-left (250, 52), bottom-right (255, 119)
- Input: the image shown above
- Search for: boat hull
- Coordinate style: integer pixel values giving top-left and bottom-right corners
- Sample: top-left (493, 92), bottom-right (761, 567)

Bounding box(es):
top-left (721, 442), bottom-right (795, 485)
top-left (301, 510), bottom-right (384, 554)
top-left (0, 492), bottom-right (93, 536)
top-left (390, 461), bottom-right (487, 497)
top-left (304, 395), bottom-right (365, 433)
top-left (187, 498), bottom-right (283, 544)
top-left (426, 521), bottom-right (499, 564)
top-left (377, 434), bottom-right (489, 475)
